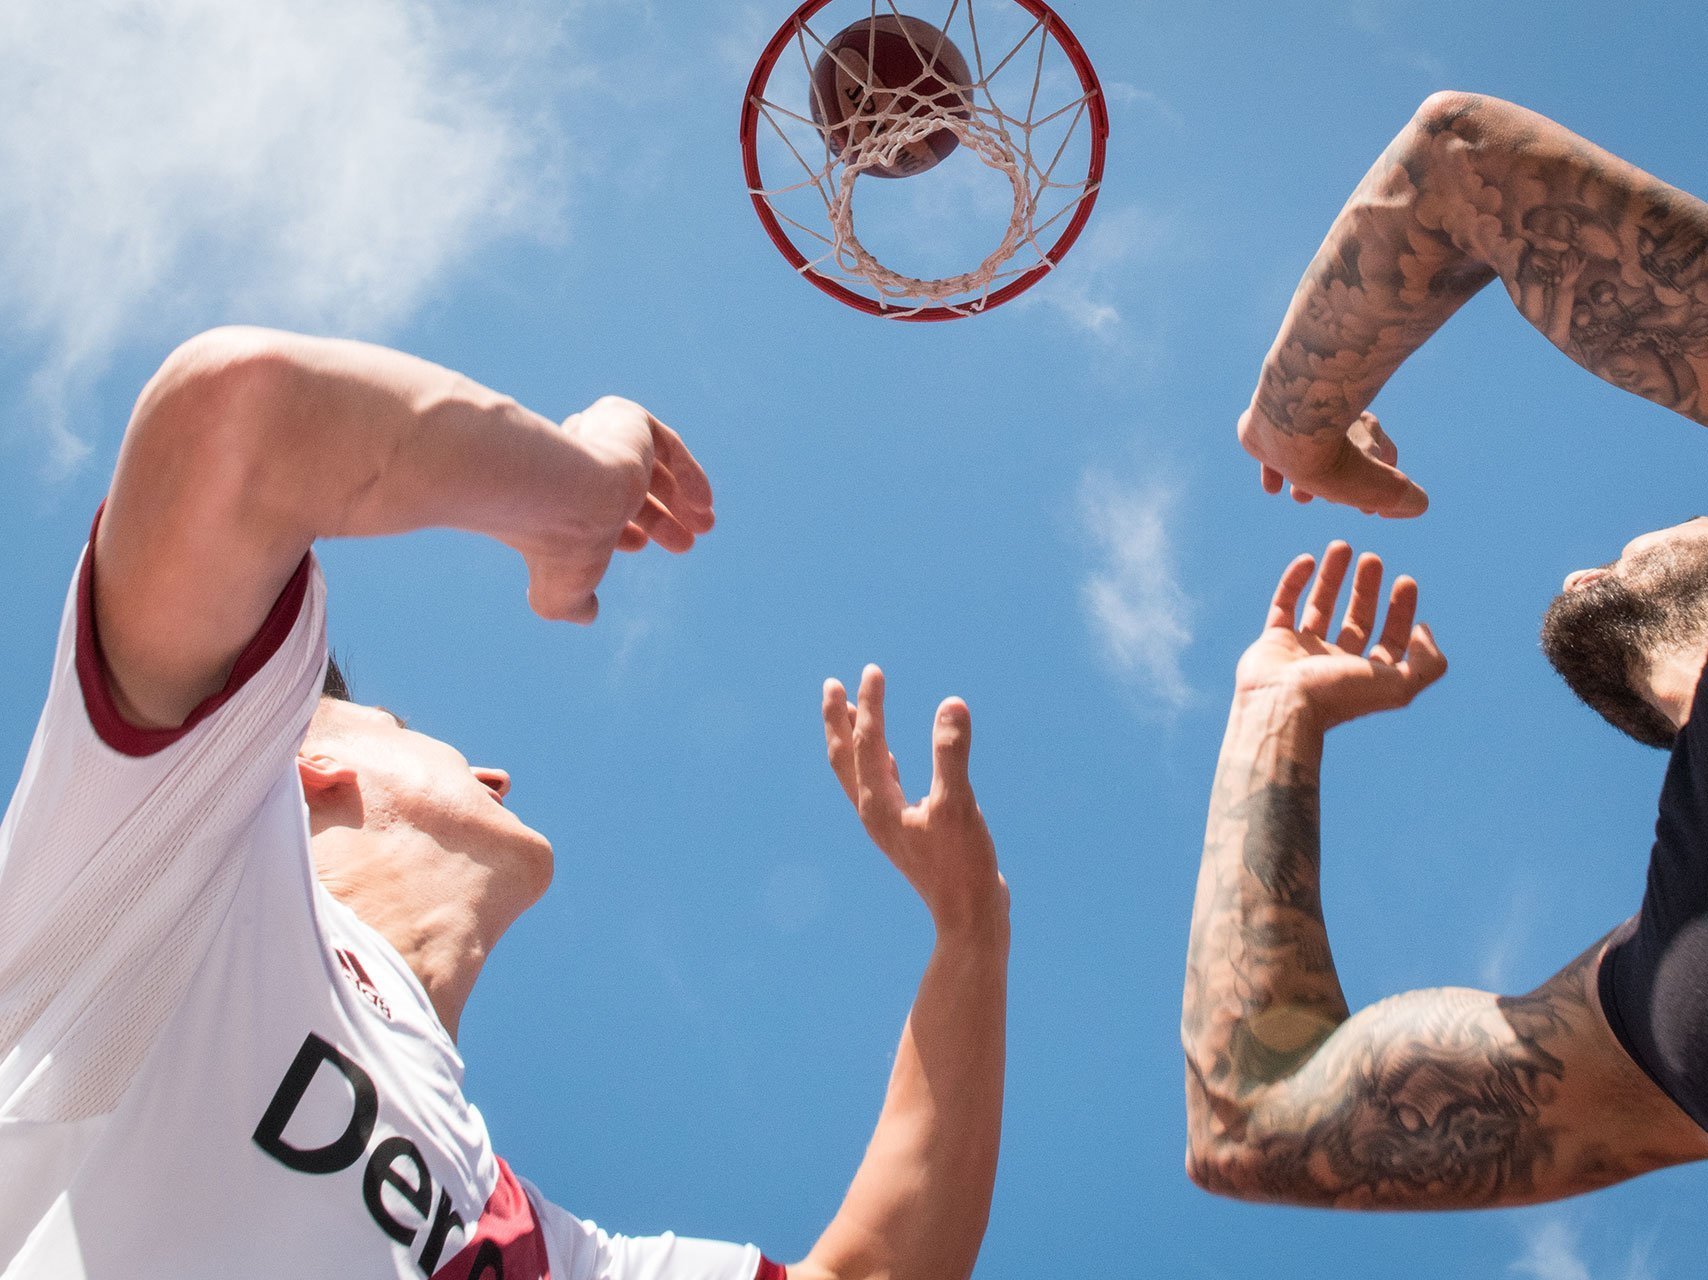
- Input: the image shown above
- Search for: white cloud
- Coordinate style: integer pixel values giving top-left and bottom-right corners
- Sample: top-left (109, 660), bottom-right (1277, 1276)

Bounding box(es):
top-left (1101, 82), bottom-right (1186, 132)
top-left (1510, 1218), bottom-right (1658, 1280)
top-left (1513, 1221), bottom-right (1593, 1280)
top-left (1020, 202), bottom-right (1184, 353)
top-left (1079, 471), bottom-right (1194, 712)
top-left (1478, 882), bottom-right (1536, 992)
top-left (716, 4), bottom-right (784, 84)
top-left (0, 0), bottom-right (567, 469)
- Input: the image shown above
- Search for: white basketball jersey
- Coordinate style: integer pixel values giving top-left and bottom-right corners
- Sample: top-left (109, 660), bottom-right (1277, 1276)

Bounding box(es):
top-left (0, 532), bottom-right (779, 1280)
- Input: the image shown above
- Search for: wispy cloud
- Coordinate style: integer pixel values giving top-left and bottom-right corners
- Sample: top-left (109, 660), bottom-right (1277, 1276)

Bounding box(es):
top-left (1513, 1221), bottom-right (1594, 1280)
top-left (1479, 882), bottom-right (1537, 992)
top-left (0, 0), bottom-right (567, 469)
top-left (1511, 1218), bottom-right (1657, 1280)
top-left (1342, 3), bottom-right (1450, 87)
top-left (1079, 471), bottom-right (1194, 713)
top-left (1021, 202), bottom-right (1184, 356)
top-left (1101, 82), bottom-right (1187, 133)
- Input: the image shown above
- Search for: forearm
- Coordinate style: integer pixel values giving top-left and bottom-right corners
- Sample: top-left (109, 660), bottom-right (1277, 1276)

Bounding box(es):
top-left (113, 327), bottom-right (620, 554)
top-left (99, 327), bottom-right (632, 724)
top-left (796, 922), bottom-right (1009, 1280)
top-left (1247, 92), bottom-right (1708, 472)
top-left (1182, 686), bottom-right (1347, 1146)
top-left (1181, 688), bottom-right (1693, 1208)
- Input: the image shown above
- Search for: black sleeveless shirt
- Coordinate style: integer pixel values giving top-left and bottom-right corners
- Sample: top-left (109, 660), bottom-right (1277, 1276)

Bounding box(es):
top-left (1599, 656), bottom-right (1708, 1130)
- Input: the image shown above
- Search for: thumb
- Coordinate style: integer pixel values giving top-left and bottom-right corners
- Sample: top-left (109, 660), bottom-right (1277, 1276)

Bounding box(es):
top-left (929, 697), bottom-right (974, 803)
top-left (1340, 449), bottom-right (1428, 519)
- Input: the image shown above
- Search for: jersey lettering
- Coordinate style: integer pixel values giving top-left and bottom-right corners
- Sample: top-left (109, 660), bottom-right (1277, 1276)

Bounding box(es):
top-left (253, 1032), bottom-right (473, 1273)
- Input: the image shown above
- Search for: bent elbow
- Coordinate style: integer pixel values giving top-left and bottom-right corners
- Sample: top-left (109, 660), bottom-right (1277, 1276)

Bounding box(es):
top-left (124, 328), bottom-right (308, 496)
top-left (1185, 1134), bottom-right (1334, 1209)
top-left (1185, 1136), bottom-right (1253, 1202)
top-left (1410, 90), bottom-right (1529, 147)
top-left (133, 327), bottom-right (297, 444)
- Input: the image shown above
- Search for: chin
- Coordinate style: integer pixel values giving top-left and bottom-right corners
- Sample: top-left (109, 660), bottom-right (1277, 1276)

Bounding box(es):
top-left (516, 828), bottom-right (555, 901)
top-left (497, 820), bottom-right (555, 905)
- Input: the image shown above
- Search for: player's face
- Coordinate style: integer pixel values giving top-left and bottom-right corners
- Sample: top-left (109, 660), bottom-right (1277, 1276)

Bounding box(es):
top-left (310, 700), bottom-right (554, 897)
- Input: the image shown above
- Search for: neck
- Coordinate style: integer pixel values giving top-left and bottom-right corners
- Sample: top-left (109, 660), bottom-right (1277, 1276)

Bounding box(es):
top-left (310, 828), bottom-right (524, 1040)
top-left (1646, 645), bottom-right (1708, 732)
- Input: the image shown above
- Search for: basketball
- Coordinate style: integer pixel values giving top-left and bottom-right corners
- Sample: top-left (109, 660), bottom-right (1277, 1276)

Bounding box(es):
top-left (809, 14), bottom-right (972, 180)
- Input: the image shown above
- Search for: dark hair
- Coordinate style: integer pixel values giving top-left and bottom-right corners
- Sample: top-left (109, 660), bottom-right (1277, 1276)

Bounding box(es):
top-left (322, 652), bottom-right (353, 702)
top-left (1539, 588), bottom-right (1678, 748)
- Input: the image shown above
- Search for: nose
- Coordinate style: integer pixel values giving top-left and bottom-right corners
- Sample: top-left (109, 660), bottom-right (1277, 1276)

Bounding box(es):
top-left (473, 767), bottom-right (511, 802)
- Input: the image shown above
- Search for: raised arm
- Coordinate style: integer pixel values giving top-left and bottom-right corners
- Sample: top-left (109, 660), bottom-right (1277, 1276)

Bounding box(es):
top-left (98, 326), bottom-right (713, 727)
top-left (1182, 544), bottom-right (1708, 1208)
top-left (1241, 91), bottom-right (1708, 516)
top-left (792, 667), bottom-right (1008, 1280)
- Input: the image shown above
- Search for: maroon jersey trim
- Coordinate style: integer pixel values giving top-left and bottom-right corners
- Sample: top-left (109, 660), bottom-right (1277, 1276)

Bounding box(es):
top-left (755, 1259), bottom-right (788, 1280)
top-left (76, 505), bottom-right (314, 758)
top-left (431, 1157), bottom-right (553, 1280)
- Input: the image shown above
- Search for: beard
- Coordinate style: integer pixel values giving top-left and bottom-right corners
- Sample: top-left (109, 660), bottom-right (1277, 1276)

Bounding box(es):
top-left (1540, 540), bottom-right (1708, 748)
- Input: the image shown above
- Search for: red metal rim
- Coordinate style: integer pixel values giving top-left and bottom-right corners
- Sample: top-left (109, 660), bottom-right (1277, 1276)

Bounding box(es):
top-left (739, 0), bottom-right (1110, 321)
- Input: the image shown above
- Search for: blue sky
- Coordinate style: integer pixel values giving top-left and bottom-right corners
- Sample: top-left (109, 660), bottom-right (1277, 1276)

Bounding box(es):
top-left (3, 1), bottom-right (1707, 1276)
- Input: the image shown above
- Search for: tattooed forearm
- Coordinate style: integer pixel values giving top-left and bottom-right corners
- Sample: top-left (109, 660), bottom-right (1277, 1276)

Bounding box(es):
top-left (1182, 692), bottom-right (1681, 1208)
top-left (1183, 695), bottom-right (1347, 1108)
top-left (1250, 91), bottom-right (1708, 452)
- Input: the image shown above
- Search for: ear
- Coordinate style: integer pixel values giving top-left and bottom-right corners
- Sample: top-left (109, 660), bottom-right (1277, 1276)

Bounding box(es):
top-left (297, 752), bottom-right (358, 798)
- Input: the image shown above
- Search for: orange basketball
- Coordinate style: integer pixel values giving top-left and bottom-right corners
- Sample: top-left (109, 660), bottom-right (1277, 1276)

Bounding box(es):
top-left (809, 15), bottom-right (972, 179)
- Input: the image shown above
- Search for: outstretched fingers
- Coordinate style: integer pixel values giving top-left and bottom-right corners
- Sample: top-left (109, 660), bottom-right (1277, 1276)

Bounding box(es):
top-left (1370, 577), bottom-right (1447, 701)
top-left (648, 415), bottom-right (714, 532)
top-left (823, 679), bottom-right (858, 806)
top-left (1266, 554), bottom-right (1318, 631)
top-left (1370, 575), bottom-right (1419, 664)
top-left (1299, 541), bottom-right (1353, 637)
top-left (852, 665), bottom-right (906, 838)
top-left (928, 697), bottom-right (974, 808)
top-left (623, 494), bottom-right (695, 553)
top-left (1336, 552), bottom-right (1385, 652)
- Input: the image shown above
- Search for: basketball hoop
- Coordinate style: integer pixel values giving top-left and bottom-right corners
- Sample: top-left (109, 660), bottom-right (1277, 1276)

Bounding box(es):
top-left (740, 0), bottom-right (1109, 321)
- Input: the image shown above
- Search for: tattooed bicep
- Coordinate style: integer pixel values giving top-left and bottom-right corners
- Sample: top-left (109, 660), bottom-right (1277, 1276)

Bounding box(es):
top-left (1230, 986), bottom-right (1564, 1207)
top-left (1213, 936), bottom-right (1702, 1209)
top-left (1413, 94), bottom-right (1708, 417)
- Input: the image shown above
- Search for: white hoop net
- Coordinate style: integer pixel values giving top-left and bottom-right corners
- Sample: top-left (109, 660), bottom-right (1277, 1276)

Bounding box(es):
top-left (745, 0), bottom-right (1106, 319)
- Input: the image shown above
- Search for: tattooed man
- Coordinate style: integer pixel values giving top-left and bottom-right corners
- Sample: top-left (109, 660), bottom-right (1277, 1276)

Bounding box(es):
top-left (1238, 92), bottom-right (1708, 518)
top-left (1184, 93), bottom-right (1708, 1208)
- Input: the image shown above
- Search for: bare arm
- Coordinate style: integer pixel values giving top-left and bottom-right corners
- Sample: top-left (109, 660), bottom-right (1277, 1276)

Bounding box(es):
top-left (98, 327), bottom-right (712, 727)
top-left (1241, 91), bottom-right (1708, 515)
top-left (792, 668), bottom-right (1009, 1280)
top-left (1182, 546), bottom-right (1708, 1208)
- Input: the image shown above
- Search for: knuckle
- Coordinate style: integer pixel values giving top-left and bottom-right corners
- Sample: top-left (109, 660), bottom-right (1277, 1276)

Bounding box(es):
top-left (591, 393), bottom-right (642, 415)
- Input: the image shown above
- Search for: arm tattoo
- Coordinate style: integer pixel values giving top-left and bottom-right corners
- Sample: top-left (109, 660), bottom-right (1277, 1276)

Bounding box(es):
top-left (1255, 92), bottom-right (1708, 440)
top-left (1184, 744), bottom-right (1349, 1109)
top-left (1183, 703), bottom-right (1667, 1207)
top-left (1226, 947), bottom-right (1607, 1208)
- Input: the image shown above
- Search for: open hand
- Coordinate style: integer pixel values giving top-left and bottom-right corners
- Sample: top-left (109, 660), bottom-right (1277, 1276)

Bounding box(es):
top-left (1240, 408), bottom-right (1428, 519)
top-left (1236, 542), bottom-right (1448, 730)
top-left (823, 666), bottom-right (1008, 939)
top-left (521, 396), bottom-right (715, 623)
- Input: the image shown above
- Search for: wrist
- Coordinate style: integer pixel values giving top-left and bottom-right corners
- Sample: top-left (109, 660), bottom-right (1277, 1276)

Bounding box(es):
top-left (931, 890), bottom-right (1012, 954)
top-left (1229, 680), bottom-right (1329, 741)
top-left (1241, 391), bottom-right (1345, 462)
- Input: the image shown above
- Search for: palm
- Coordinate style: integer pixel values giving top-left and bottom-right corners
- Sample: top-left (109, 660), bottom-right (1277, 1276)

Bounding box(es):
top-left (1237, 543), bottom-right (1448, 730)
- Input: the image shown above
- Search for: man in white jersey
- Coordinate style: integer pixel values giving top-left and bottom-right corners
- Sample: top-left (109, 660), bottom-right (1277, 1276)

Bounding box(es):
top-left (0, 328), bottom-right (1010, 1279)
